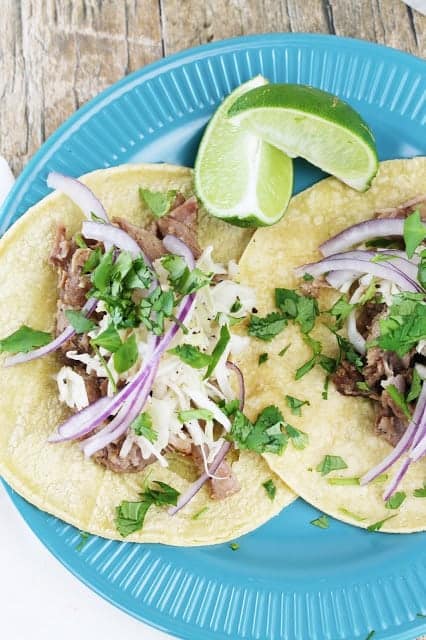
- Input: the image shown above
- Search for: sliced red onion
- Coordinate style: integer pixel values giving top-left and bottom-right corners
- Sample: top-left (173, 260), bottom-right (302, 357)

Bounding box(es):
top-left (47, 172), bottom-right (109, 223)
top-left (326, 250), bottom-right (419, 284)
top-left (168, 441), bottom-right (231, 516)
top-left (347, 310), bottom-right (366, 355)
top-left (82, 362), bottom-right (158, 456)
top-left (326, 270), bottom-right (358, 289)
top-left (226, 361), bottom-right (245, 410)
top-left (320, 218), bottom-right (407, 256)
top-left (408, 411), bottom-right (426, 461)
top-left (295, 257), bottom-right (420, 292)
top-left (360, 382), bottom-right (426, 485)
top-left (382, 458), bottom-right (411, 501)
top-left (82, 220), bottom-right (143, 259)
top-left (162, 234), bottom-right (195, 269)
top-left (5, 297), bottom-right (98, 367)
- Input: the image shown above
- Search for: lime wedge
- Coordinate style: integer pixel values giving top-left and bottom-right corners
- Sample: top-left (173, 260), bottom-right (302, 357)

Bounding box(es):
top-left (228, 84), bottom-right (378, 192)
top-left (194, 77), bottom-right (293, 227)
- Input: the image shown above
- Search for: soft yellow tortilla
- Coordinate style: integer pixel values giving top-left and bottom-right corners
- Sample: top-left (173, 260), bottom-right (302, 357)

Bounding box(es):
top-left (0, 163), bottom-right (295, 546)
top-left (237, 157), bottom-right (426, 533)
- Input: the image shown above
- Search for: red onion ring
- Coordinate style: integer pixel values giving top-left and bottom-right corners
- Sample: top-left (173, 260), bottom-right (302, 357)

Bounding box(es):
top-left (4, 297), bottom-right (98, 367)
top-left (82, 220), bottom-right (143, 259)
top-left (319, 218), bottom-right (407, 256)
top-left (226, 361), bottom-right (245, 410)
top-left (47, 172), bottom-right (109, 223)
top-left (168, 441), bottom-right (231, 516)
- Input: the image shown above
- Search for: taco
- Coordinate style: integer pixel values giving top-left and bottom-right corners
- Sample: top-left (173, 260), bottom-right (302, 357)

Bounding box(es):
top-left (0, 163), bottom-right (295, 545)
top-left (236, 157), bottom-right (426, 533)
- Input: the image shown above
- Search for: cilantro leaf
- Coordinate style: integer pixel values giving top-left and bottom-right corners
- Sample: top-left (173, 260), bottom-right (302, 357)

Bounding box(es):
top-left (377, 294), bottom-right (426, 356)
top-left (329, 295), bottom-right (355, 327)
top-left (258, 352), bottom-right (268, 365)
top-left (229, 406), bottom-right (286, 454)
top-left (116, 480), bottom-right (180, 537)
top-left (418, 249), bottom-right (426, 288)
top-left (285, 424), bottom-right (309, 449)
top-left (170, 344), bottom-right (211, 369)
top-left (275, 288), bottom-right (319, 333)
top-left (338, 507), bottom-right (366, 522)
top-left (408, 368), bottom-right (423, 403)
top-left (229, 542), bottom-right (240, 551)
top-left (385, 491), bottom-right (406, 510)
top-left (278, 345), bottom-right (290, 357)
top-left (327, 476), bottom-right (360, 486)
top-left (248, 312), bottom-right (287, 342)
top-left (366, 514), bottom-right (396, 532)
top-left (316, 455), bottom-right (348, 476)
top-left (140, 187), bottom-right (177, 218)
top-left (131, 412), bottom-right (157, 442)
top-left (262, 479), bottom-right (276, 500)
top-left (385, 384), bottom-right (411, 420)
top-left (310, 514), bottom-right (329, 529)
top-left (162, 254), bottom-right (211, 295)
top-left (295, 334), bottom-right (334, 380)
top-left (178, 408), bottom-right (214, 422)
top-left (204, 324), bottom-right (230, 379)
top-left (92, 249), bottom-right (114, 291)
top-left (192, 507), bottom-right (208, 520)
top-left (230, 298), bottom-right (242, 313)
top-left (75, 531), bottom-right (90, 552)
top-left (218, 398), bottom-right (240, 417)
top-left (113, 333), bottom-right (138, 374)
top-left (285, 395), bottom-right (310, 416)
top-left (403, 209), bottom-right (426, 258)
top-left (414, 484), bottom-right (426, 497)
top-left (365, 631), bottom-right (375, 640)
top-left (0, 325), bottom-right (51, 354)
top-left (74, 233), bottom-right (88, 249)
top-left (64, 310), bottom-right (96, 334)
top-left (91, 323), bottom-right (122, 352)
top-left (331, 328), bottom-right (363, 371)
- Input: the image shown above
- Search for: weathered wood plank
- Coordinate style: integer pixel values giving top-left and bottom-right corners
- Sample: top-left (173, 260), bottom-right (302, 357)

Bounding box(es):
top-left (0, 0), bottom-right (162, 175)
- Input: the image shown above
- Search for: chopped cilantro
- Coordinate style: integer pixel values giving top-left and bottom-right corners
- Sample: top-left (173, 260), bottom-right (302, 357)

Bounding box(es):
top-left (218, 398), bottom-right (240, 417)
top-left (139, 187), bottom-right (177, 218)
top-left (370, 253), bottom-right (397, 263)
top-left (64, 309), bottom-right (96, 334)
top-left (365, 631), bottom-right (375, 640)
top-left (416, 612), bottom-right (426, 618)
top-left (178, 408), bottom-right (214, 422)
top-left (356, 381), bottom-right (371, 393)
top-left (275, 288), bottom-right (319, 333)
top-left (367, 514), bottom-right (397, 532)
top-left (295, 356), bottom-right (316, 380)
top-left (258, 352), bottom-right (268, 365)
top-left (204, 324), bottom-right (230, 379)
top-left (285, 395), bottom-right (310, 416)
top-left (413, 484), bottom-right (426, 498)
top-left (385, 491), bottom-right (406, 510)
top-left (316, 455), bottom-right (348, 476)
top-left (75, 531), bottom-right (89, 552)
top-left (385, 384), bottom-right (411, 420)
top-left (327, 476), bottom-right (360, 486)
top-left (329, 295), bottom-right (354, 327)
top-left (285, 424), bottom-right (309, 450)
top-left (248, 312), bottom-right (287, 342)
top-left (278, 345), bottom-right (290, 357)
top-left (170, 344), bottom-right (210, 368)
top-left (310, 514), bottom-right (329, 529)
top-left (229, 542), bottom-right (240, 551)
top-left (262, 479), bottom-right (276, 500)
top-left (295, 335), bottom-right (336, 380)
top-left (418, 249), bottom-right (426, 288)
top-left (91, 323), bottom-right (122, 352)
top-left (74, 233), bottom-right (88, 249)
top-left (116, 481), bottom-right (180, 537)
top-left (338, 507), bottom-right (366, 522)
top-left (113, 333), bottom-right (138, 374)
top-left (229, 406), bottom-right (286, 454)
top-left (0, 325), bottom-right (52, 354)
top-left (230, 298), bottom-right (242, 313)
top-left (331, 328), bottom-right (363, 371)
top-left (302, 273), bottom-right (314, 282)
top-left (131, 412), bottom-right (157, 442)
top-left (192, 507), bottom-right (208, 520)
top-left (322, 375), bottom-right (330, 400)
top-left (91, 343), bottom-right (117, 393)
top-left (162, 254), bottom-right (211, 295)
top-left (403, 209), bottom-right (426, 258)
top-left (407, 368), bottom-right (423, 403)
top-left (377, 293), bottom-right (426, 357)
top-left (82, 246), bottom-right (102, 273)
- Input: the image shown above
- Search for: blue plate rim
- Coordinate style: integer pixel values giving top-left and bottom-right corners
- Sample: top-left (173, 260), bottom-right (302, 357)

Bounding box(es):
top-left (1, 32), bottom-right (426, 640)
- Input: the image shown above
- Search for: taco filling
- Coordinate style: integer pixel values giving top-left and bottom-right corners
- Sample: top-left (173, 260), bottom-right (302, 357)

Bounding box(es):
top-left (0, 171), bottom-right (280, 519)
top-left (293, 195), bottom-right (426, 499)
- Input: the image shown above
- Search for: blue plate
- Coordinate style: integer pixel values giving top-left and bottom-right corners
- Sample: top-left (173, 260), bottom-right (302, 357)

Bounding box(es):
top-left (1, 34), bottom-right (426, 640)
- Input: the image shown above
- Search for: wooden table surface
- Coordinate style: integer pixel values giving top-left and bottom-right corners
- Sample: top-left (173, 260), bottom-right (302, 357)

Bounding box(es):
top-left (0, 0), bottom-right (425, 176)
top-left (0, 2), bottom-right (425, 639)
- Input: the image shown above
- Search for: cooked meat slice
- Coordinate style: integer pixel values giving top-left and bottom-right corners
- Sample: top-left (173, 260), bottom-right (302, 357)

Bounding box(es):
top-left (113, 216), bottom-right (167, 261)
top-left (356, 302), bottom-right (386, 340)
top-left (92, 436), bottom-right (157, 473)
top-left (157, 196), bottom-right (201, 258)
top-left (191, 444), bottom-right (240, 500)
top-left (49, 224), bottom-right (72, 266)
top-left (375, 413), bottom-right (407, 447)
top-left (299, 275), bottom-right (329, 298)
top-left (375, 195), bottom-right (426, 220)
top-left (363, 347), bottom-right (386, 389)
top-left (168, 432), bottom-right (192, 454)
top-left (332, 360), bottom-right (372, 397)
top-left (59, 247), bottom-right (92, 308)
top-left (55, 301), bottom-right (91, 354)
top-left (209, 458), bottom-right (241, 500)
